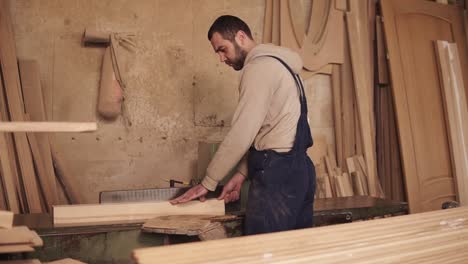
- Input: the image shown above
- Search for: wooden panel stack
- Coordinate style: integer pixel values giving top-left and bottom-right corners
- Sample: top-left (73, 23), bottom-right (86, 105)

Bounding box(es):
top-left (0, 224), bottom-right (43, 254)
top-left (133, 207), bottom-right (468, 263)
top-left (0, 1), bottom-right (86, 212)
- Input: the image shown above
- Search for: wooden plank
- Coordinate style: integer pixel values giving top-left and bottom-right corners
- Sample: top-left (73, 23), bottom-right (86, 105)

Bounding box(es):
top-left (0, 122), bottom-right (97, 132)
top-left (0, 260), bottom-right (41, 264)
top-left (53, 199), bottom-right (225, 227)
top-left (0, 245), bottom-right (34, 254)
top-left (381, 0), bottom-right (468, 212)
top-left (376, 16), bottom-right (389, 85)
top-left (331, 65), bottom-right (343, 168)
top-left (271, 0), bottom-right (280, 45)
top-left (19, 60), bottom-right (58, 211)
top-left (0, 133), bottom-right (20, 213)
top-left (346, 10), bottom-right (380, 197)
top-left (133, 207), bottom-right (468, 264)
top-left (300, 0), bottom-right (345, 71)
top-left (279, 0), bottom-right (300, 51)
top-left (0, 210), bottom-right (13, 229)
top-left (0, 1), bottom-right (42, 213)
top-left (50, 144), bottom-right (83, 204)
top-left (435, 41), bottom-right (468, 206)
top-left (262, 0), bottom-right (273, 43)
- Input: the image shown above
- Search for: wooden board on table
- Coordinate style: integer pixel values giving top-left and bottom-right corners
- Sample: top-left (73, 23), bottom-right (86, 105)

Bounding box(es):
top-left (435, 41), bottom-right (468, 206)
top-left (0, 1), bottom-right (42, 213)
top-left (381, 0), bottom-right (468, 212)
top-left (53, 199), bottom-right (225, 227)
top-left (0, 245), bottom-right (34, 254)
top-left (143, 215), bottom-right (236, 236)
top-left (0, 226), bottom-right (42, 246)
top-left (0, 260), bottom-right (41, 264)
top-left (133, 207), bottom-right (468, 264)
top-left (0, 210), bottom-right (13, 228)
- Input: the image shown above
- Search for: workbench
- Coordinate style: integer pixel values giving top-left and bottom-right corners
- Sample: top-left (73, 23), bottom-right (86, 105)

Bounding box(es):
top-left (2, 196), bottom-right (407, 264)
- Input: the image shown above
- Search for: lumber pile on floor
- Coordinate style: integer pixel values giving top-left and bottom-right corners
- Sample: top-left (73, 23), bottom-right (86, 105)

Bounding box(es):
top-left (133, 207), bottom-right (468, 263)
top-left (53, 199), bottom-right (225, 227)
top-left (0, 1), bottom-right (89, 213)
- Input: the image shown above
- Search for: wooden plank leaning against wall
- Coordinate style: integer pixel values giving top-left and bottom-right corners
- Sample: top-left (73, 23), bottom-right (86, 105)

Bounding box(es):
top-left (381, 0), bottom-right (468, 212)
top-left (435, 41), bottom-right (468, 206)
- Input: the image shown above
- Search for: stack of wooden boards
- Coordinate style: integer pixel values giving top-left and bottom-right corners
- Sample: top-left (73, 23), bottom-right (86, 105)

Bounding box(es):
top-left (309, 136), bottom-right (383, 198)
top-left (0, 1), bottom-right (88, 214)
top-left (0, 210), bottom-right (42, 254)
top-left (265, 0), bottom-right (468, 212)
top-left (133, 206), bottom-right (468, 263)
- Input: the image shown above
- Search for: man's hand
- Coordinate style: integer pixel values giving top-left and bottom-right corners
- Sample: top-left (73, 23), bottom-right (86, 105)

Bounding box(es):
top-left (218, 172), bottom-right (246, 204)
top-left (170, 184), bottom-right (208, 205)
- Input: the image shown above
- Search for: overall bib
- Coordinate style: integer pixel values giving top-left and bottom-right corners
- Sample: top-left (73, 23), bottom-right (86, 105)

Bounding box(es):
top-left (245, 56), bottom-right (316, 235)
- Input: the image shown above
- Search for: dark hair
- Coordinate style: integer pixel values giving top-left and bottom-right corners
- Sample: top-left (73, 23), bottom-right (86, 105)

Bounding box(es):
top-left (207, 15), bottom-right (253, 41)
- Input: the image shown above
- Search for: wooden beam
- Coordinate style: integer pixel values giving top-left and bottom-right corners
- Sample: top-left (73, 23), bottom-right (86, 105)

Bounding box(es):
top-left (435, 41), bottom-right (468, 206)
top-left (133, 207), bottom-right (468, 263)
top-left (53, 199), bottom-right (225, 227)
top-left (0, 122), bottom-right (97, 132)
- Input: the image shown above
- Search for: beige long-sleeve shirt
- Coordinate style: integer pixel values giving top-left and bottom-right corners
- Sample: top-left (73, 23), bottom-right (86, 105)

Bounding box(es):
top-left (201, 44), bottom-right (303, 191)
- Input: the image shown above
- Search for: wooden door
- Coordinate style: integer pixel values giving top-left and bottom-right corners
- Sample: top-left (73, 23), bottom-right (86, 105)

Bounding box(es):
top-left (381, 0), bottom-right (468, 212)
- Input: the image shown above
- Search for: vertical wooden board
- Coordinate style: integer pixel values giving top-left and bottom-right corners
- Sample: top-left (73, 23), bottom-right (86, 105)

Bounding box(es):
top-left (341, 28), bottom-right (357, 161)
top-left (19, 60), bottom-right (57, 209)
top-left (335, 0), bottom-right (348, 11)
top-left (435, 41), bottom-right (468, 206)
top-left (348, 11), bottom-right (379, 197)
top-left (381, 0), bottom-right (468, 212)
top-left (263, 0), bottom-right (273, 43)
top-left (0, 0), bottom-right (42, 213)
top-left (331, 65), bottom-right (343, 168)
top-left (376, 16), bottom-right (389, 85)
top-left (272, 0), bottom-right (281, 45)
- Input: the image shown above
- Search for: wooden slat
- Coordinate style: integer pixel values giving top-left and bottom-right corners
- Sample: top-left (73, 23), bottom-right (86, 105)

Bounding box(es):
top-left (435, 41), bottom-right (468, 206)
top-left (262, 0), bottom-right (273, 43)
top-left (331, 65), bottom-right (343, 168)
top-left (0, 245), bottom-right (34, 254)
top-left (0, 122), bottom-right (97, 132)
top-left (376, 16), bottom-right (389, 85)
top-left (53, 199), bottom-right (225, 227)
top-left (346, 9), bottom-right (380, 197)
top-left (19, 60), bottom-right (58, 211)
top-left (0, 0), bottom-right (42, 213)
top-left (271, 0), bottom-right (280, 45)
top-left (133, 207), bottom-right (468, 264)
top-left (50, 144), bottom-right (83, 204)
top-left (381, 0), bottom-right (468, 212)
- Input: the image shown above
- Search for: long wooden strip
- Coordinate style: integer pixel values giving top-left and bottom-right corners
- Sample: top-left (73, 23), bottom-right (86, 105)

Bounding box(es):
top-left (346, 11), bottom-right (380, 197)
top-left (288, 0), bottom-right (305, 47)
top-left (435, 41), bottom-right (468, 206)
top-left (0, 260), bottom-right (41, 264)
top-left (133, 207), bottom-right (468, 263)
top-left (50, 144), bottom-right (83, 204)
top-left (331, 65), bottom-right (343, 168)
top-left (19, 61), bottom-right (58, 211)
top-left (0, 210), bottom-right (13, 228)
top-left (0, 122), bottom-right (97, 132)
top-left (262, 0), bottom-right (273, 43)
top-left (53, 199), bottom-right (225, 227)
top-left (0, 0), bottom-right (42, 213)
top-left (0, 245), bottom-right (34, 254)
